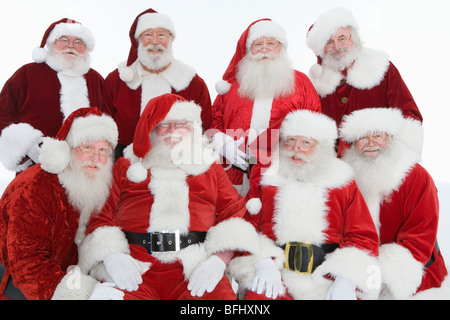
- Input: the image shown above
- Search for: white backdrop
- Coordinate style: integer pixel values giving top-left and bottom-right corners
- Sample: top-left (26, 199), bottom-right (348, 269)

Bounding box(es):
top-left (1, 0), bottom-right (449, 259)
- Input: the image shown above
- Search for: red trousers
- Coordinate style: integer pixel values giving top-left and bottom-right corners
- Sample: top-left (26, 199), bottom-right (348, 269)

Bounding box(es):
top-left (123, 253), bottom-right (236, 300)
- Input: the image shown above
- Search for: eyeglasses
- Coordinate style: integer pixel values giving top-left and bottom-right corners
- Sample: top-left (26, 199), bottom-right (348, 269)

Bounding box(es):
top-left (140, 30), bottom-right (171, 42)
top-left (157, 121), bottom-right (190, 129)
top-left (283, 137), bottom-right (318, 151)
top-left (356, 133), bottom-right (389, 145)
top-left (56, 37), bottom-right (86, 49)
top-left (77, 144), bottom-right (111, 157)
top-left (251, 39), bottom-right (280, 52)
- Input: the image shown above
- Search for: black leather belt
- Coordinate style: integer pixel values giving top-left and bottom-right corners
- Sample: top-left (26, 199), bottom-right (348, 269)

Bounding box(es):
top-left (281, 242), bottom-right (339, 274)
top-left (124, 230), bottom-right (206, 254)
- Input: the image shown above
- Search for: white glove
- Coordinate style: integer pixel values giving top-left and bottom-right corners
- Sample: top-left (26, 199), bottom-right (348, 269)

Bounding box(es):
top-left (188, 255), bottom-right (226, 297)
top-left (103, 253), bottom-right (144, 292)
top-left (326, 276), bottom-right (357, 300)
top-left (251, 258), bottom-right (285, 299)
top-left (221, 137), bottom-right (249, 171)
top-left (89, 282), bottom-right (124, 300)
top-left (27, 142), bottom-right (42, 163)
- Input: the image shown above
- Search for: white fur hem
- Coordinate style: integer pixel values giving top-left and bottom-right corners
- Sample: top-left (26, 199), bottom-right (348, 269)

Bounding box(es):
top-left (317, 246), bottom-right (381, 299)
top-left (379, 243), bottom-right (424, 299)
top-left (205, 217), bottom-right (260, 256)
top-left (51, 266), bottom-right (98, 300)
top-left (77, 226), bottom-right (130, 274)
top-left (0, 123), bottom-right (43, 171)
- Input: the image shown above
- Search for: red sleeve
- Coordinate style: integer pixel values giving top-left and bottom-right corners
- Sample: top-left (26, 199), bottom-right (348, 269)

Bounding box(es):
top-left (326, 180), bottom-right (379, 256)
top-left (386, 62), bottom-right (422, 122)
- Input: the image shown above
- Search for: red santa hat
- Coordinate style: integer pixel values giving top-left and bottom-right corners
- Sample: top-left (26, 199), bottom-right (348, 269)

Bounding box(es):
top-left (32, 18), bottom-right (95, 63)
top-left (306, 7), bottom-right (359, 78)
top-left (339, 107), bottom-right (424, 156)
top-left (215, 18), bottom-right (288, 95)
top-left (39, 107), bottom-right (118, 174)
top-left (119, 8), bottom-right (176, 82)
top-left (246, 110), bottom-right (337, 214)
top-left (125, 93), bottom-right (202, 183)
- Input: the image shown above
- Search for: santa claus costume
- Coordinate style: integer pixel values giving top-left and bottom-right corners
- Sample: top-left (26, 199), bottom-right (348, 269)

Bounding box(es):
top-left (340, 108), bottom-right (449, 299)
top-left (103, 9), bottom-right (212, 157)
top-left (212, 19), bottom-right (321, 194)
top-left (0, 107), bottom-right (118, 300)
top-left (306, 7), bottom-right (423, 155)
top-left (230, 110), bottom-right (380, 300)
top-left (79, 94), bottom-right (260, 300)
top-left (0, 18), bottom-right (104, 172)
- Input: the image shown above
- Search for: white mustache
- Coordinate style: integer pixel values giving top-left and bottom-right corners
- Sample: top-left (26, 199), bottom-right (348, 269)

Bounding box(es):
top-left (82, 160), bottom-right (104, 169)
top-left (251, 51), bottom-right (277, 61)
top-left (60, 48), bottom-right (83, 56)
top-left (144, 43), bottom-right (166, 53)
top-left (330, 48), bottom-right (348, 55)
top-left (363, 146), bottom-right (381, 152)
top-left (282, 149), bottom-right (311, 163)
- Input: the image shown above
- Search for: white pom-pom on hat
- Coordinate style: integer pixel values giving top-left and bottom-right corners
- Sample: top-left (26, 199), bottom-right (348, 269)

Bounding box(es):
top-left (126, 160), bottom-right (148, 183)
top-left (246, 198), bottom-right (262, 215)
top-left (309, 63), bottom-right (323, 78)
top-left (215, 80), bottom-right (232, 95)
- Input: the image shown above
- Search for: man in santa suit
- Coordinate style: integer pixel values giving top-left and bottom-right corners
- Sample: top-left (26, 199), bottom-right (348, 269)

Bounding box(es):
top-left (211, 19), bottom-right (321, 196)
top-left (340, 107), bottom-right (449, 299)
top-left (306, 7), bottom-right (423, 155)
top-left (0, 18), bottom-right (104, 173)
top-left (103, 8), bottom-right (212, 158)
top-left (0, 107), bottom-right (123, 300)
top-left (229, 110), bottom-right (380, 300)
top-left (78, 94), bottom-right (260, 300)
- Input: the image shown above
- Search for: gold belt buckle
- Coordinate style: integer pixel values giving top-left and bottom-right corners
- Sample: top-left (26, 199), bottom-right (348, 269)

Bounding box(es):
top-left (284, 242), bottom-right (314, 274)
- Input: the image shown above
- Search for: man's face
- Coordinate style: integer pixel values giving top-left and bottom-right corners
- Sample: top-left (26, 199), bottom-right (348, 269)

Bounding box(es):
top-left (281, 135), bottom-right (318, 165)
top-left (73, 140), bottom-right (112, 177)
top-left (324, 27), bottom-right (354, 59)
top-left (52, 35), bottom-right (87, 60)
top-left (250, 37), bottom-right (281, 59)
top-left (140, 28), bottom-right (172, 51)
top-left (154, 120), bottom-right (192, 148)
top-left (354, 132), bottom-right (390, 159)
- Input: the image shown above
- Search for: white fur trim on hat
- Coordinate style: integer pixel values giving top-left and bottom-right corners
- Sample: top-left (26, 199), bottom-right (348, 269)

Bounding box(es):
top-left (65, 114), bottom-right (118, 149)
top-left (339, 108), bottom-right (404, 143)
top-left (47, 22), bottom-right (95, 51)
top-left (134, 12), bottom-right (176, 39)
top-left (307, 7), bottom-right (359, 57)
top-left (164, 101), bottom-right (202, 123)
top-left (280, 110), bottom-right (338, 142)
top-left (246, 20), bottom-right (288, 49)
top-left (39, 114), bottom-right (118, 174)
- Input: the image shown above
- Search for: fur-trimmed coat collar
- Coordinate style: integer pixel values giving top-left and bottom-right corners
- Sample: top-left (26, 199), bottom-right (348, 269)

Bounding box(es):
top-left (310, 48), bottom-right (390, 98)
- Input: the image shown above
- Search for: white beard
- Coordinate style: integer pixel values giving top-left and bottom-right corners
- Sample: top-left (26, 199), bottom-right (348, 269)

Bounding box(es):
top-left (45, 46), bottom-right (91, 76)
top-left (138, 41), bottom-right (174, 71)
top-left (277, 143), bottom-right (334, 182)
top-left (237, 48), bottom-right (295, 100)
top-left (321, 45), bottom-right (361, 72)
top-left (58, 155), bottom-right (113, 244)
top-left (342, 139), bottom-right (409, 202)
top-left (146, 124), bottom-right (211, 169)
